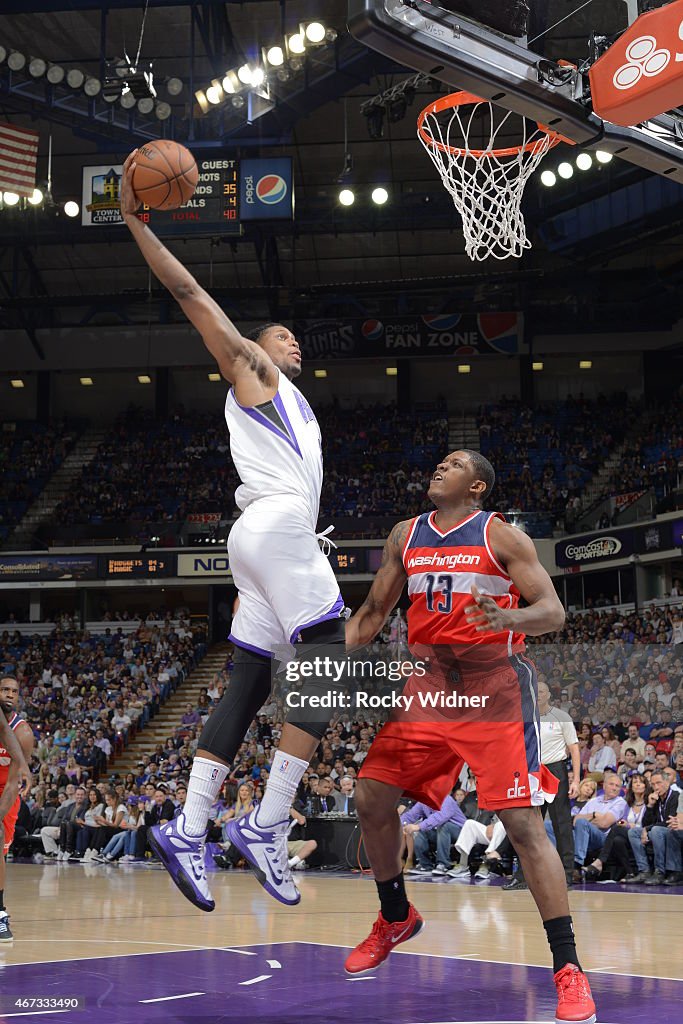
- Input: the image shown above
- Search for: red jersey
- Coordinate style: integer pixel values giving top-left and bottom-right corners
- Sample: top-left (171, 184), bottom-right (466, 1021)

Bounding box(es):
top-left (402, 509), bottom-right (525, 667)
top-left (0, 711), bottom-right (24, 789)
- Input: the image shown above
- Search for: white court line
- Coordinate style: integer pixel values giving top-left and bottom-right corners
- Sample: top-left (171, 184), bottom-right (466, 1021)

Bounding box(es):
top-left (2, 940), bottom-right (681, 984)
top-left (219, 948), bottom-right (258, 956)
top-left (139, 992), bottom-right (205, 1004)
top-left (0, 1013), bottom-right (71, 1020)
top-left (266, 959), bottom-right (281, 969)
top-left (238, 975), bottom-right (272, 986)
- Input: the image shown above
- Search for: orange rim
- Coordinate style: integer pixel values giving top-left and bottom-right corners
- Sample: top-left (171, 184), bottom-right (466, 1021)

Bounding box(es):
top-left (417, 91), bottom-right (570, 158)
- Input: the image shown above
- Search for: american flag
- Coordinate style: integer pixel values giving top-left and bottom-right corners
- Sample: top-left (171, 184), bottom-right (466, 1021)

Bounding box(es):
top-left (0, 122), bottom-right (39, 197)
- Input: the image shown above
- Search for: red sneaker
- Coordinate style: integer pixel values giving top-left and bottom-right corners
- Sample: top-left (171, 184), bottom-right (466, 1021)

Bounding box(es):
top-left (345, 905), bottom-right (424, 975)
top-left (553, 964), bottom-right (597, 1023)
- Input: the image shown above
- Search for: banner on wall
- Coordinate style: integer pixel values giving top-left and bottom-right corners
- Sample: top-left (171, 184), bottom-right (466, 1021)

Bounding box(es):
top-left (178, 554), bottom-right (231, 577)
top-left (0, 555), bottom-right (98, 581)
top-left (294, 313), bottom-right (524, 358)
top-left (556, 529), bottom-right (634, 568)
top-left (239, 157), bottom-right (293, 220)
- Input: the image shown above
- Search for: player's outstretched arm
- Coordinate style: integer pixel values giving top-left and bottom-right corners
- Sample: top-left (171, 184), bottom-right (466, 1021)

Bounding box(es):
top-left (465, 520), bottom-right (565, 637)
top-left (346, 519), bottom-right (412, 650)
top-left (119, 152), bottom-right (275, 391)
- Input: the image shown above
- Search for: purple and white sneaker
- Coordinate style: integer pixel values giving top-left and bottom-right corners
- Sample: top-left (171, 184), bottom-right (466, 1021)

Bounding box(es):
top-left (225, 810), bottom-right (300, 906)
top-left (148, 814), bottom-right (214, 912)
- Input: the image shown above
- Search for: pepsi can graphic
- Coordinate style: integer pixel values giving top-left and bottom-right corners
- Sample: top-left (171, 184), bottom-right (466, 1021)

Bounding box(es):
top-left (240, 157), bottom-right (293, 220)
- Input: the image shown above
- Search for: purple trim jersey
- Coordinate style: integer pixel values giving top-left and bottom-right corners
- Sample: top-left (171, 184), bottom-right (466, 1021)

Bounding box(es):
top-left (225, 370), bottom-right (323, 523)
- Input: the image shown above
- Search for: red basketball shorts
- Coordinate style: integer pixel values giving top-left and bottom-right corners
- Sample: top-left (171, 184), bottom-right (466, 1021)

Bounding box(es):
top-left (0, 790), bottom-right (20, 856)
top-left (359, 653), bottom-right (559, 811)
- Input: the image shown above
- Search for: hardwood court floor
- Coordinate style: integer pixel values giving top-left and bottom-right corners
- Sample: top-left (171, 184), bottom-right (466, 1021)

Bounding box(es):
top-left (1, 862), bottom-right (681, 1023)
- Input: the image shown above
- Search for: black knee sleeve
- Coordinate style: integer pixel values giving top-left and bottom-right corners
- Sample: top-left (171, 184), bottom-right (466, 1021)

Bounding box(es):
top-left (199, 646), bottom-right (272, 763)
top-left (285, 617), bottom-right (347, 740)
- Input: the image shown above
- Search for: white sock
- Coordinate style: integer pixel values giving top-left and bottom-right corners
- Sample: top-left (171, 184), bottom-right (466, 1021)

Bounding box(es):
top-left (288, 855), bottom-right (301, 868)
top-left (182, 756), bottom-right (229, 837)
top-left (256, 750), bottom-right (309, 828)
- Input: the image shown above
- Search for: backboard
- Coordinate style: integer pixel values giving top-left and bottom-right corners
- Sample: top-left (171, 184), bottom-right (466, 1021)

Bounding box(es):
top-left (348, 0), bottom-right (683, 183)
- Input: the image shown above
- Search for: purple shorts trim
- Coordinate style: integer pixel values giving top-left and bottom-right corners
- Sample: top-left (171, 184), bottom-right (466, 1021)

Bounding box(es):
top-left (290, 594), bottom-right (345, 644)
top-left (228, 633), bottom-right (273, 659)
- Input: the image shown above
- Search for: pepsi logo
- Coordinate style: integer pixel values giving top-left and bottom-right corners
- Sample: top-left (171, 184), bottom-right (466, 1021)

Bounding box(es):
top-left (361, 319), bottom-right (384, 341)
top-left (421, 314), bottom-right (462, 331)
top-left (256, 174), bottom-right (287, 205)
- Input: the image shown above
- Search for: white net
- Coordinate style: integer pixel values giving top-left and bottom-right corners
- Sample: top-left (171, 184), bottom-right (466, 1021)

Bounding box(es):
top-left (418, 94), bottom-right (559, 262)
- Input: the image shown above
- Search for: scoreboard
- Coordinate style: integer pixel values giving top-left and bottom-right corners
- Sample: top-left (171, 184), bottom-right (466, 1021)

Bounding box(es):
top-left (82, 155), bottom-right (292, 236)
top-left (140, 157), bottom-right (241, 237)
top-left (99, 555), bottom-right (175, 578)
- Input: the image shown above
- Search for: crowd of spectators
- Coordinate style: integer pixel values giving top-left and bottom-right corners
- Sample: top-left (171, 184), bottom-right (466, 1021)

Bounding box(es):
top-left (477, 394), bottom-right (638, 534)
top-left (0, 419), bottom-right (79, 541)
top-left (604, 401), bottom-right (682, 508)
top-left (6, 610), bottom-right (207, 859)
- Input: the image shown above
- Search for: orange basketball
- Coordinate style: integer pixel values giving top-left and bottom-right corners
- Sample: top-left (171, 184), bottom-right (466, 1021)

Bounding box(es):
top-left (132, 140), bottom-right (198, 211)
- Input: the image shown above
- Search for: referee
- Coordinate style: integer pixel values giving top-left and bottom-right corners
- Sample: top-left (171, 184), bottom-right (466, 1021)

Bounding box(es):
top-left (503, 679), bottom-right (580, 890)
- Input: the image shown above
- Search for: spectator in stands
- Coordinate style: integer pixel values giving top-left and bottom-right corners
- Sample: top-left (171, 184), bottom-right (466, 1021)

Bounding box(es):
top-left (587, 733), bottom-right (616, 776)
top-left (86, 790), bottom-right (126, 859)
top-left (287, 803), bottom-right (317, 872)
top-left (402, 791), bottom-right (466, 876)
top-left (312, 777), bottom-right (338, 814)
top-left (620, 723), bottom-right (646, 763)
top-left (572, 772), bottom-right (628, 875)
top-left (70, 788), bottom-right (104, 860)
top-left (627, 769), bottom-right (682, 885)
top-left (337, 776), bottom-right (356, 816)
top-left (136, 788), bottom-right (175, 860)
top-left (583, 774), bottom-right (650, 881)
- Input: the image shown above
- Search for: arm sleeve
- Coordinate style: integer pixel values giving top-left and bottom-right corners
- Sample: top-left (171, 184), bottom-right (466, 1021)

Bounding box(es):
top-left (561, 719), bottom-right (578, 746)
top-left (419, 797), bottom-right (459, 831)
top-left (400, 803), bottom-right (426, 827)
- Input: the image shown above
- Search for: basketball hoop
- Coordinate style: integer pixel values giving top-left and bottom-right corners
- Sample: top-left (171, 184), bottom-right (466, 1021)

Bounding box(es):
top-left (417, 92), bottom-right (567, 261)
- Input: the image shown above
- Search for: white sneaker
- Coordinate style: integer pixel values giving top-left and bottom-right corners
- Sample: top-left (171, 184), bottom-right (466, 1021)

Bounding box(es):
top-left (83, 849), bottom-right (94, 861)
top-left (224, 810), bottom-right (300, 906)
top-left (446, 864), bottom-right (471, 878)
top-left (432, 863), bottom-right (449, 876)
top-left (474, 864), bottom-right (490, 879)
top-left (147, 814), bottom-right (215, 912)
top-left (33, 853), bottom-right (44, 864)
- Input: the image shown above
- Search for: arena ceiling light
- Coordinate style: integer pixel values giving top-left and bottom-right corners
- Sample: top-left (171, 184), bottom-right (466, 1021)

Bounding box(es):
top-left (166, 76), bottom-right (183, 96)
top-left (3, 192), bottom-right (20, 206)
top-left (79, 376), bottom-right (94, 386)
top-left (10, 379), bottom-right (24, 389)
top-left (288, 32), bottom-right (305, 55)
top-left (46, 64), bottom-right (65, 85)
top-left (137, 374), bottom-right (151, 384)
top-left (195, 89), bottom-right (209, 114)
top-left (66, 68), bottom-right (84, 89)
top-left (557, 162), bottom-right (574, 179)
top-left (576, 152), bottom-right (593, 171)
top-left (458, 364), bottom-right (471, 374)
top-left (371, 186), bottom-right (389, 205)
top-left (120, 89), bottom-right (136, 109)
top-left (532, 361), bottom-right (544, 371)
top-left (28, 188), bottom-right (43, 206)
top-left (305, 23), bottom-right (326, 44)
top-left (155, 101), bottom-right (172, 121)
top-left (595, 150), bottom-right (613, 164)
top-left (63, 200), bottom-right (79, 217)
top-left (137, 96), bottom-right (154, 114)
top-left (338, 188), bottom-right (355, 206)
top-left (207, 372), bottom-right (221, 382)
top-left (222, 71), bottom-right (239, 95)
top-left (8, 51), bottom-right (26, 72)
top-left (237, 64), bottom-right (255, 86)
top-left (264, 45), bottom-right (284, 67)
top-left (314, 369), bottom-right (327, 378)
top-left (579, 360), bottom-right (592, 369)
top-left (540, 169), bottom-right (556, 187)
top-left (385, 367), bottom-right (398, 376)
top-left (84, 77), bottom-right (101, 97)
top-left (0, 46), bottom-right (6, 64)
top-left (28, 57), bottom-right (47, 78)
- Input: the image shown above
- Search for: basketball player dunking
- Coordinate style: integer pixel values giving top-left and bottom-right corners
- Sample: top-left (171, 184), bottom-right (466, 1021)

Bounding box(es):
top-left (0, 676), bottom-right (34, 943)
top-left (343, 451), bottom-right (596, 1024)
top-left (120, 153), bottom-right (346, 910)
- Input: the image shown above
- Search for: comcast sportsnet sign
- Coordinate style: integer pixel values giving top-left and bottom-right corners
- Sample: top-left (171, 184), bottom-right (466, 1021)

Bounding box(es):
top-left (240, 157), bottom-right (293, 220)
top-left (556, 528), bottom-right (633, 568)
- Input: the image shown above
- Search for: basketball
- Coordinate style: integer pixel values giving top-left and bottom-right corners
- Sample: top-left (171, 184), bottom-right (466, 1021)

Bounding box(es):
top-left (131, 140), bottom-right (198, 211)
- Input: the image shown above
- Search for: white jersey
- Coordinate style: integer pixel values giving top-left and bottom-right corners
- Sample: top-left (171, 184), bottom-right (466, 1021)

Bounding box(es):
top-left (225, 369), bottom-right (323, 524)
